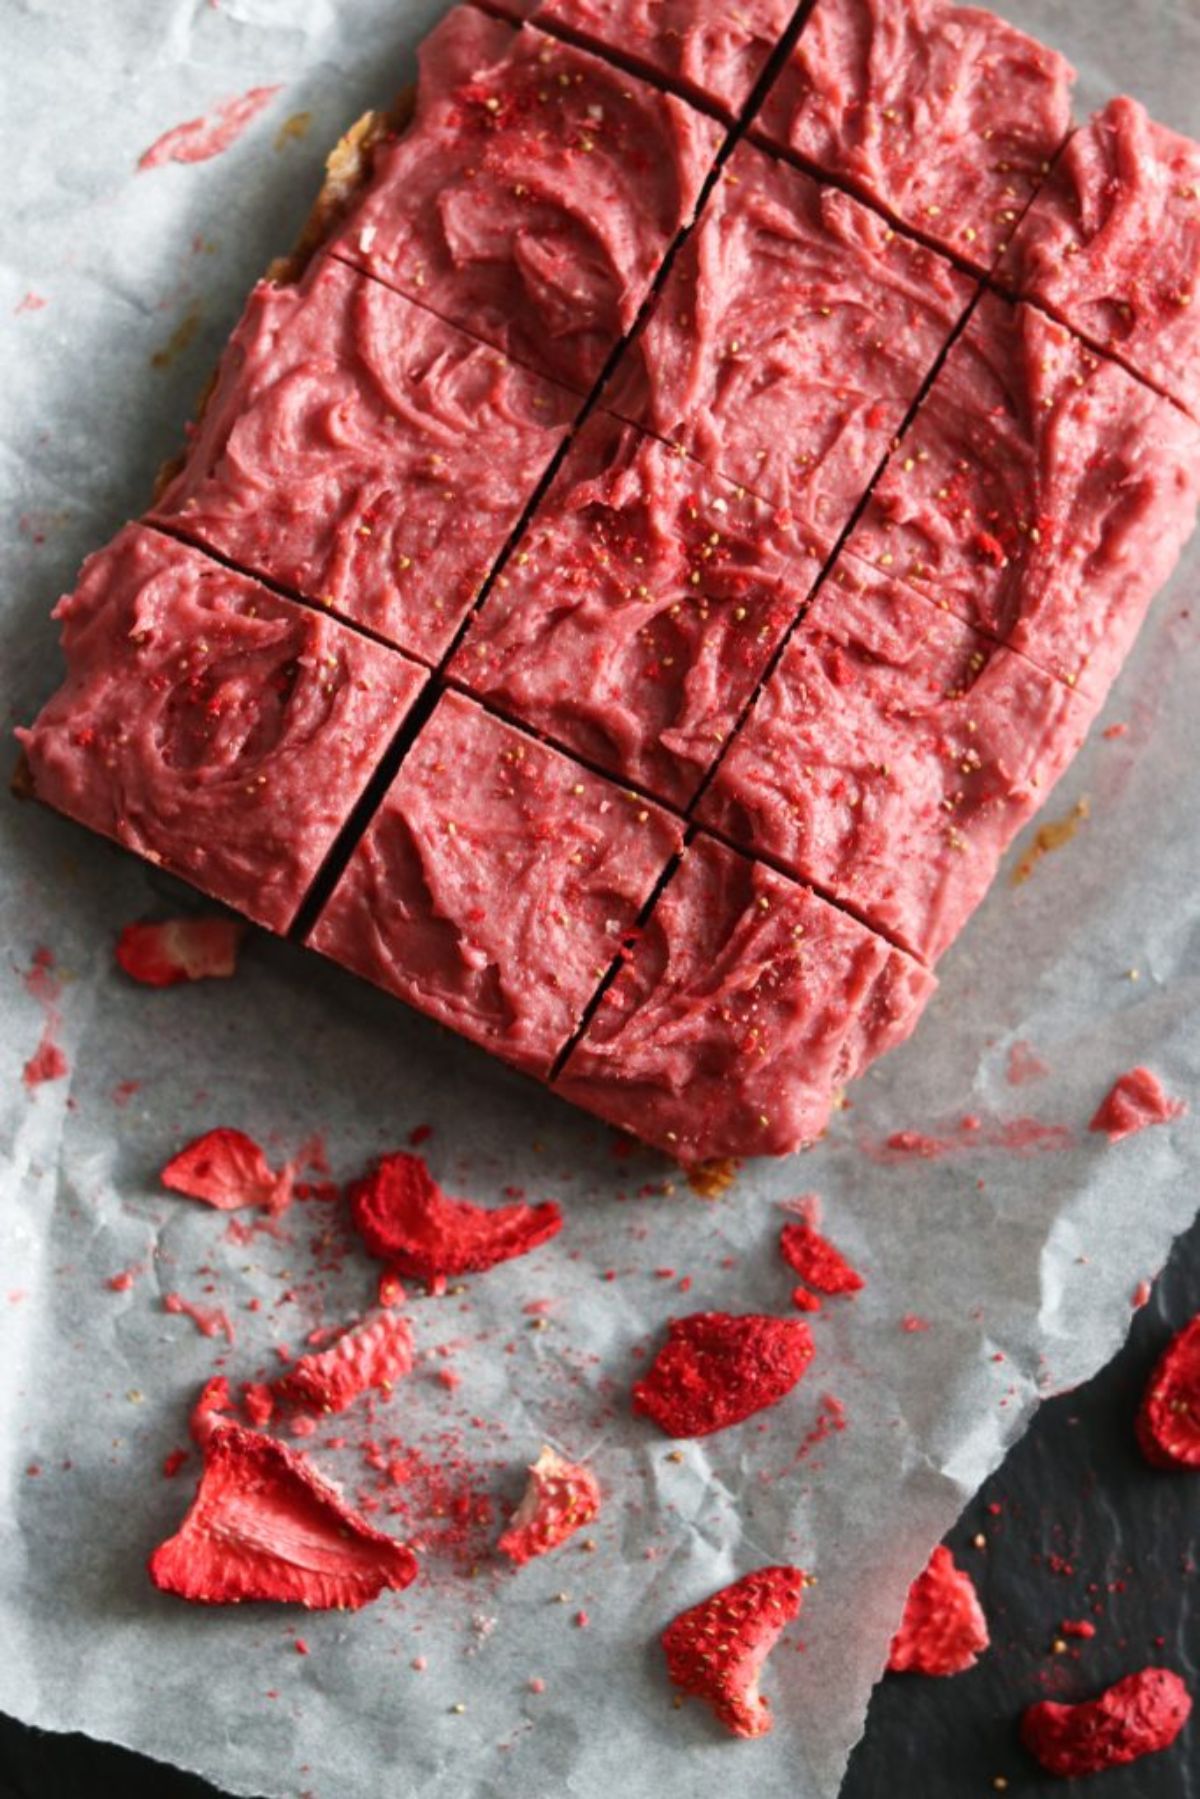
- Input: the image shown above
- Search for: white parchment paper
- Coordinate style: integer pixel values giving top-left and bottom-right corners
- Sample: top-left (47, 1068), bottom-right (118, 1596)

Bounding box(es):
top-left (2, 3), bottom-right (1199, 1795)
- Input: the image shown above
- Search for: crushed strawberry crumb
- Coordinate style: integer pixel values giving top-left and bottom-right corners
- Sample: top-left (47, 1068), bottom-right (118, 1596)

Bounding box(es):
top-left (779, 1220), bottom-right (865, 1296)
top-left (1089, 1068), bottom-right (1186, 1142)
top-left (116, 916), bottom-right (247, 987)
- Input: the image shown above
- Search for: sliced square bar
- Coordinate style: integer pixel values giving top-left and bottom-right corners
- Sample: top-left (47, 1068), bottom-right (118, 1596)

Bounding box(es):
top-left (19, 525), bottom-right (426, 933)
top-left (753, 0), bottom-right (1073, 275)
top-left (308, 691), bottom-right (683, 1076)
top-left (844, 294), bottom-right (1200, 696)
top-left (555, 831), bottom-right (934, 1160)
top-left (999, 98), bottom-right (1200, 423)
top-left (152, 256), bottom-right (577, 663)
top-left (699, 557), bottom-right (1093, 964)
top-left (603, 139), bottom-right (975, 529)
top-left (506, 0), bottom-right (800, 119)
top-left (328, 6), bottom-right (725, 393)
top-left (451, 408), bottom-right (828, 807)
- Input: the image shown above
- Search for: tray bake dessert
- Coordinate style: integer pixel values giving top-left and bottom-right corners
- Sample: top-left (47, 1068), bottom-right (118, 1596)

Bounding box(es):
top-left (19, 0), bottom-right (1200, 1162)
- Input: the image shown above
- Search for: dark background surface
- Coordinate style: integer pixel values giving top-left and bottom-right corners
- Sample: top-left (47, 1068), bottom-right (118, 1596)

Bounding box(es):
top-left (2, 1215), bottom-right (1197, 1799)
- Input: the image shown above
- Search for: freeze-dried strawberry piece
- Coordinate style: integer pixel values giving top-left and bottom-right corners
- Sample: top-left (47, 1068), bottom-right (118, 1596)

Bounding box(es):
top-left (189, 1376), bottom-right (234, 1446)
top-left (1089, 1068), bottom-right (1186, 1142)
top-left (273, 1311), bottom-right (414, 1416)
top-left (779, 1221), bottom-right (865, 1297)
top-left (662, 1565), bottom-right (805, 1738)
top-left (1136, 1315), bottom-right (1200, 1470)
top-left (633, 1312), bottom-right (813, 1438)
top-left (116, 917), bottom-right (247, 987)
top-left (161, 1128), bottom-right (293, 1214)
top-left (887, 1546), bottom-right (989, 1676)
top-left (149, 1418), bottom-right (418, 1609)
top-left (497, 1446), bottom-right (601, 1566)
top-left (1020, 1668), bottom-right (1191, 1778)
top-left (348, 1153), bottom-right (562, 1286)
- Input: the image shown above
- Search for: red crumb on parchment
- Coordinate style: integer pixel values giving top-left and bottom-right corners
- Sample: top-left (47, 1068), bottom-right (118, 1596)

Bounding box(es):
top-left (163, 1292), bottom-right (235, 1344)
top-left (116, 916), bottom-right (246, 986)
top-left (1089, 1069), bottom-right (1186, 1143)
top-left (138, 87), bottom-right (281, 171)
top-left (20, 947), bottom-right (68, 1090)
top-left (1006, 1041), bottom-right (1050, 1086)
top-left (779, 1220), bottom-right (865, 1297)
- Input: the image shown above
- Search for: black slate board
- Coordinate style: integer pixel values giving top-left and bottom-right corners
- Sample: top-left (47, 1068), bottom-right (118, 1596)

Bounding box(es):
top-left (3, 1216), bottom-right (1198, 1799)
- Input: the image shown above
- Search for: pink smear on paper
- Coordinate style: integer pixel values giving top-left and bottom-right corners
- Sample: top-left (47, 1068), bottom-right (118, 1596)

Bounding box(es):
top-left (21, 948), bottom-right (68, 1090)
top-left (862, 1115), bottom-right (1073, 1163)
top-left (1006, 1041), bottom-right (1050, 1087)
top-left (138, 86), bottom-right (281, 171)
top-left (163, 1292), bottom-right (235, 1343)
top-left (15, 292), bottom-right (47, 315)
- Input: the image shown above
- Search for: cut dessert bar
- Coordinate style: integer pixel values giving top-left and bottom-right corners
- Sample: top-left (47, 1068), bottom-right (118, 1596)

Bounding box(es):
top-left (450, 407), bottom-right (828, 807)
top-left (753, 0), bottom-right (1074, 275)
top-left (328, 5), bottom-right (726, 393)
top-left (152, 255), bottom-right (577, 663)
top-left (555, 831), bottom-right (934, 1160)
top-left (18, 526), bottom-right (427, 933)
top-left (308, 691), bottom-right (683, 1076)
top-left (699, 556), bottom-right (1093, 963)
top-left (486, 0), bottom-right (799, 118)
top-left (603, 139), bottom-right (976, 527)
top-left (844, 294), bottom-right (1200, 696)
top-left (999, 98), bottom-right (1200, 423)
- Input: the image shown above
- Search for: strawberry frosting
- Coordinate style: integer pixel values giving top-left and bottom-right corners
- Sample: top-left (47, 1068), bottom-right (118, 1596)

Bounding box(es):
top-left (453, 407), bottom-right (827, 806)
top-left (1001, 98), bottom-right (1200, 423)
top-left (310, 691), bottom-right (683, 1075)
top-left (700, 555), bottom-right (1094, 963)
top-left (604, 141), bottom-right (974, 526)
top-left (846, 295), bottom-right (1200, 697)
top-left (754, 0), bottom-right (1074, 273)
top-left (330, 6), bottom-right (724, 392)
top-left (20, 526), bottom-right (425, 932)
top-left (556, 832), bottom-right (934, 1160)
top-left (153, 256), bottom-right (576, 662)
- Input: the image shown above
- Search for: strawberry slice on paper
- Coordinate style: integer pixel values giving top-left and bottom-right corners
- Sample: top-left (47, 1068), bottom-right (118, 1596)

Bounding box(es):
top-left (161, 1128), bottom-right (293, 1214)
top-left (1021, 1668), bottom-right (1192, 1778)
top-left (498, 1445), bottom-right (601, 1566)
top-left (1136, 1313), bottom-right (1200, 1469)
top-left (662, 1565), bottom-right (806, 1738)
top-left (273, 1310), bottom-right (415, 1416)
top-left (634, 1311), bottom-right (813, 1437)
top-left (887, 1545), bottom-right (989, 1676)
top-left (116, 917), bottom-right (247, 987)
top-left (149, 1419), bottom-right (418, 1609)
top-left (349, 1152), bottom-right (561, 1287)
